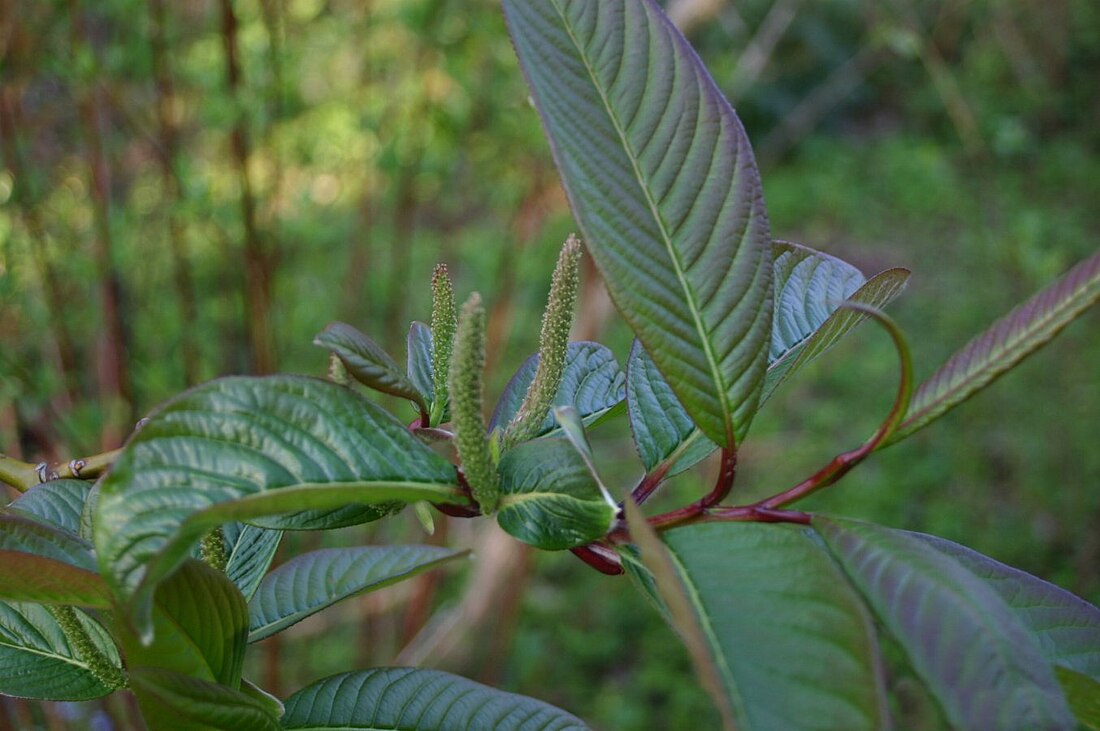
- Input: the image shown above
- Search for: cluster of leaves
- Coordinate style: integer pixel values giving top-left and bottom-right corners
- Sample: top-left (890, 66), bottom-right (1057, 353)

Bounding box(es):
top-left (2, 1), bottom-right (1099, 729)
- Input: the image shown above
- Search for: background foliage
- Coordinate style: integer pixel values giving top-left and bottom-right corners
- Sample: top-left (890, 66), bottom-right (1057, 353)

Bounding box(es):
top-left (1, 0), bottom-right (1097, 728)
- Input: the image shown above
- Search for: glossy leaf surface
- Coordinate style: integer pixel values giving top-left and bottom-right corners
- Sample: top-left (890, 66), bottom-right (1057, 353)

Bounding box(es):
top-left (129, 669), bottom-right (280, 731)
top-left (816, 517), bottom-right (1074, 730)
top-left (117, 559), bottom-right (248, 688)
top-left (496, 438), bottom-right (615, 550)
top-left (280, 668), bottom-right (588, 730)
top-left (314, 322), bottom-right (427, 410)
top-left (505, 0), bottom-right (773, 448)
top-left (223, 523), bottom-right (283, 602)
top-left (661, 522), bottom-right (889, 730)
top-left (406, 321), bottom-right (435, 404)
top-left (6, 479), bottom-right (92, 534)
top-left (93, 376), bottom-right (464, 634)
top-left (914, 531), bottom-right (1100, 681)
top-left (889, 249), bottom-right (1100, 444)
top-left (490, 342), bottom-right (625, 438)
top-left (0, 514), bottom-right (110, 608)
top-left (0, 601), bottom-right (120, 700)
top-left (248, 545), bottom-right (467, 642)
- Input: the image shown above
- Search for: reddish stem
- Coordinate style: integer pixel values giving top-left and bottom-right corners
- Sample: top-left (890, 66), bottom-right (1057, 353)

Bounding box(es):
top-left (630, 461), bottom-right (670, 505)
top-left (570, 543), bottom-right (624, 575)
top-left (639, 447), bottom-right (737, 532)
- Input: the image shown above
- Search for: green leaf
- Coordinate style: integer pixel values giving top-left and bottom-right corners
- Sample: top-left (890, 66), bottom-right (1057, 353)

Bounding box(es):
top-left (313, 322), bottom-right (428, 412)
top-left (496, 438), bottom-right (616, 550)
top-left (247, 545), bottom-right (467, 642)
top-left (887, 249), bottom-right (1100, 445)
top-left (0, 601), bottom-right (120, 700)
top-left (93, 376), bottom-right (466, 636)
top-left (504, 0), bottom-right (774, 448)
top-left (490, 341), bottom-right (625, 438)
top-left (1057, 667), bottom-right (1100, 730)
top-left (222, 523), bottom-right (283, 602)
top-left (280, 668), bottom-right (589, 730)
top-left (815, 517), bottom-right (1075, 730)
top-left (0, 514), bottom-right (110, 608)
top-left (912, 531), bottom-right (1100, 681)
top-left (118, 559), bottom-right (248, 687)
top-left (129, 668), bottom-right (280, 731)
top-left (406, 320), bottom-right (435, 404)
top-left (762, 266), bottom-right (911, 403)
top-left (6, 479), bottom-right (92, 534)
top-left (657, 522), bottom-right (889, 731)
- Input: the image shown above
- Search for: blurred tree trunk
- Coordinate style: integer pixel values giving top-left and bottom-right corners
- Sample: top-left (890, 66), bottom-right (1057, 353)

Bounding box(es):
top-left (220, 0), bottom-right (278, 375)
top-left (149, 0), bottom-right (201, 387)
top-left (69, 0), bottom-right (134, 447)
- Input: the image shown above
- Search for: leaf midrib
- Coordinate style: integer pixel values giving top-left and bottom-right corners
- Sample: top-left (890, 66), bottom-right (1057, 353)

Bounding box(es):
top-left (548, 0), bottom-right (733, 446)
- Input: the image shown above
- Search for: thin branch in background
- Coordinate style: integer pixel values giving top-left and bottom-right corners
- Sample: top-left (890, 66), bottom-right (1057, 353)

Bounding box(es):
top-left (727, 0), bottom-right (801, 102)
top-left (665, 0), bottom-right (726, 36)
top-left (68, 0), bottom-right (134, 447)
top-left (220, 0), bottom-right (278, 375)
top-left (149, 0), bottom-right (201, 386)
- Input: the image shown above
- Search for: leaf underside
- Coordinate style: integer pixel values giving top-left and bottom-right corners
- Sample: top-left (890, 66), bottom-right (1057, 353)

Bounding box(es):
top-left (280, 668), bottom-right (589, 730)
top-left (889, 249), bottom-right (1100, 444)
top-left (314, 321), bottom-right (427, 409)
top-left (505, 0), bottom-right (774, 448)
top-left (222, 522), bottom-right (283, 603)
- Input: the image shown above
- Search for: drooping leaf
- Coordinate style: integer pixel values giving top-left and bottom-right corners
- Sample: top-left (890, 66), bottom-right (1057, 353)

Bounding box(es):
top-left (0, 600), bottom-right (121, 700)
top-left (280, 668), bottom-right (589, 730)
top-left (117, 559), bottom-right (248, 688)
top-left (913, 531), bottom-right (1100, 681)
top-left (0, 514), bottom-right (110, 608)
top-left (240, 678), bottom-right (285, 721)
top-left (6, 479), bottom-right (92, 534)
top-left (490, 341), bottom-right (625, 438)
top-left (247, 545), bottom-right (467, 642)
top-left (815, 517), bottom-right (1075, 730)
top-left (406, 320), bottom-right (435, 404)
top-left (1057, 667), bottom-right (1100, 730)
top-left (129, 668), bottom-right (280, 731)
top-left (496, 438), bottom-right (616, 550)
top-left (887, 249), bottom-right (1100, 445)
top-left (655, 522), bottom-right (889, 731)
top-left (93, 376), bottom-right (466, 636)
top-left (222, 523), bottom-right (283, 602)
top-left (762, 266), bottom-right (911, 403)
top-left (504, 0), bottom-right (774, 448)
top-left (314, 322), bottom-right (428, 412)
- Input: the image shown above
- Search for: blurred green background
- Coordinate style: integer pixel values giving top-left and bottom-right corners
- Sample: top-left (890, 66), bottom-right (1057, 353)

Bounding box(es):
top-left (1, 0), bottom-right (1097, 728)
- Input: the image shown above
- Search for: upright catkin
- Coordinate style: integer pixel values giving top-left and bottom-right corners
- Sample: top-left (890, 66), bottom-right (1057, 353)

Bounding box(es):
top-left (429, 264), bottom-right (458, 426)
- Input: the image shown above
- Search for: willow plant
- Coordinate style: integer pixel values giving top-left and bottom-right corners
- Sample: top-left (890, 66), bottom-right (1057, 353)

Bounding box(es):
top-left (1, 1), bottom-right (1099, 729)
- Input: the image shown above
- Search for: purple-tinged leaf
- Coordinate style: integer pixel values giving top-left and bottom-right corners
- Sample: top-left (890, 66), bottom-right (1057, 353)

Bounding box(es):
top-left (816, 517), bottom-right (1075, 730)
top-left (0, 514), bottom-right (110, 608)
top-left (504, 0), bottom-right (773, 448)
top-left (888, 249), bottom-right (1100, 445)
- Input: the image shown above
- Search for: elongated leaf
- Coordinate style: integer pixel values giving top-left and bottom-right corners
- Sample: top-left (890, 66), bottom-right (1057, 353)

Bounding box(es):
top-left (769, 241), bottom-right (865, 361)
top-left (314, 322), bottom-right (428, 411)
top-left (118, 559), bottom-right (248, 688)
top-left (496, 438), bottom-right (615, 550)
top-left (248, 545), bottom-right (467, 642)
top-left (505, 0), bottom-right (773, 448)
top-left (889, 249), bottom-right (1100, 444)
top-left (913, 531), bottom-right (1100, 681)
top-left (0, 600), bottom-right (120, 700)
top-left (0, 515), bottom-right (110, 608)
top-left (762, 266), bottom-right (911, 403)
top-left (815, 517), bottom-right (1074, 730)
top-left (129, 668), bottom-right (280, 731)
top-left (1057, 667), bottom-right (1100, 730)
top-left (6, 479), bottom-right (92, 534)
top-left (406, 321), bottom-right (435, 403)
top-left (656, 522), bottom-right (889, 731)
top-left (490, 341), bottom-right (625, 438)
top-left (93, 376), bottom-right (465, 636)
top-left (280, 668), bottom-right (588, 730)
top-left (222, 523), bottom-right (283, 602)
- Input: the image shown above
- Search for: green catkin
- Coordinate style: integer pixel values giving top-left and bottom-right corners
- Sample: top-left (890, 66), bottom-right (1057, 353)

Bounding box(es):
top-left (200, 528), bottom-right (228, 573)
top-left (504, 235), bottom-right (582, 449)
top-left (449, 293), bottom-right (500, 513)
top-left (430, 264), bottom-right (458, 426)
top-left (48, 605), bottom-right (127, 690)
